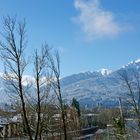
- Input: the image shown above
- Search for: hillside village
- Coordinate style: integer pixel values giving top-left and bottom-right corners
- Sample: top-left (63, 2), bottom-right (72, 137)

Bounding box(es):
top-left (0, 107), bottom-right (99, 139)
top-left (0, 101), bottom-right (140, 139)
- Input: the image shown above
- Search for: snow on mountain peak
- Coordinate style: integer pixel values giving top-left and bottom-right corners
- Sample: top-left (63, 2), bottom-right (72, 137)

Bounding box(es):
top-left (22, 75), bottom-right (35, 86)
top-left (122, 58), bottom-right (140, 69)
top-left (98, 68), bottom-right (112, 76)
top-left (134, 59), bottom-right (140, 64)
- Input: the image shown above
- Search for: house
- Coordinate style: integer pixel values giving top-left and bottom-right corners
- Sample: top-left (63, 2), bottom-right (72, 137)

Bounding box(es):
top-left (0, 115), bottom-right (21, 138)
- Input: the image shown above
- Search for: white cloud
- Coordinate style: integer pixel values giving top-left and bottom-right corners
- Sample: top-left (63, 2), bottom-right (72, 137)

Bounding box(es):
top-left (74, 0), bottom-right (126, 40)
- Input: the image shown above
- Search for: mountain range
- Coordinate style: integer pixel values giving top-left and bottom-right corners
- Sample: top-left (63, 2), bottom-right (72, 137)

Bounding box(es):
top-left (61, 59), bottom-right (140, 108)
top-left (0, 59), bottom-right (140, 109)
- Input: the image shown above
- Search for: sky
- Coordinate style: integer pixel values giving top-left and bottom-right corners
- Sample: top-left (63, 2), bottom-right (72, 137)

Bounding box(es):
top-left (0, 0), bottom-right (140, 77)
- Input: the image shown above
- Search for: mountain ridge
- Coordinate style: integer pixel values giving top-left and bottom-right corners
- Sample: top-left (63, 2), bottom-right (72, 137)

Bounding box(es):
top-left (61, 58), bottom-right (140, 107)
top-left (0, 58), bottom-right (140, 108)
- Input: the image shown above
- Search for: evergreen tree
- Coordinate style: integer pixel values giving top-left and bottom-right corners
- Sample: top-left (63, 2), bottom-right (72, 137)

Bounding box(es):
top-left (71, 98), bottom-right (81, 117)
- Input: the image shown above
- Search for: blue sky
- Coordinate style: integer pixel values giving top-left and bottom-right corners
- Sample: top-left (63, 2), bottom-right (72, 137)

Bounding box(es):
top-left (0, 0), bottom-right (140, 77)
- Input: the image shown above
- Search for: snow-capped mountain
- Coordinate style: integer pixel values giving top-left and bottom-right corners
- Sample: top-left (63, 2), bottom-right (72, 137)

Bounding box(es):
top-left (61, 59), bottom-right (140, 108)
top-left (61, 70), bottom-right (120, 107)
top-left (97, 68), bottom-right (112, 76)
top-left (0, 58), bottom-right (140, 108)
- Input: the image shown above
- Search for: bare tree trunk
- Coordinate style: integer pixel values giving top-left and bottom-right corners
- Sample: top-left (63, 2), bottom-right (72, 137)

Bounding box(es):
top-left (118, 97), bottom-right (124, 123)
top-left (34, 51), bottom-right (41, 140)
top-left (34, 71), bottom-right (41, 140)
top-left (19, 79), bottom-right (33, 140)
top-left (58, 80), bottom-right (67, 140)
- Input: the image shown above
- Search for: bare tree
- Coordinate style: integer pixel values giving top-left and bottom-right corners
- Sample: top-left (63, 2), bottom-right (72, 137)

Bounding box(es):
top-left (32, 45), bottom-right (52, 140)
top-left (48, 51), bottom-right (67, 140)
top-left (118, 68), bottom-right (140, 131)
top-left (0, 16), bottom-right (66, 140)
top-left (0, 16), bottom-right (33, 140)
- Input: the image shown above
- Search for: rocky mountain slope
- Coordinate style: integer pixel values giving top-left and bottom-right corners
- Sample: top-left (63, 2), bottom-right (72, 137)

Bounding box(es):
top-left (61, 59), bottom-right (140, 108)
